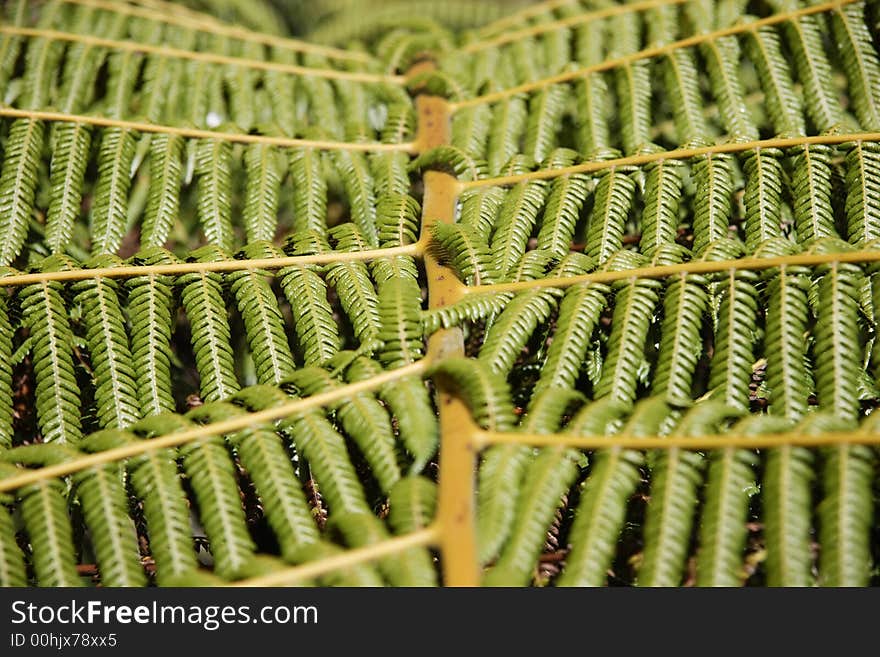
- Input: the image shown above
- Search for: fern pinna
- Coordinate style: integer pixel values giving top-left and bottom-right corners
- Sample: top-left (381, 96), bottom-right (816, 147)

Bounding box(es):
top-left (0, 0), bottom-right (879, 588)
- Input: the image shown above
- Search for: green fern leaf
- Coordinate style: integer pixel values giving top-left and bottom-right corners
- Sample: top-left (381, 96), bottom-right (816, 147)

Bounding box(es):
top-left (289, 147), bottom-right (329, 236)
top-left (700, 36), bottom-right (758, 140)
top-left (813, 259), bottom-right (863, 420)
top-left (228, 243), bottom-right (296, 385)
top-left (741, 147), bottom-right (785, 252)
top-left (843, 140), bottom-right (880, 245)
top-left (140, 133), bottom-right (183, 249)
top-left (0, 119), bottom-right (45, 266)
top-left (742, 23), bottom-right (806, 136)
top-left (586, 166), bottom-right (637, 265)
top-left (72, 256), bottom-right (141, 429)
top-left (20, 258), bottom-right (82, 444)
top-left (487, 96), bottom-right (527, 175)
top-left (558, 397), bottom-right (662, 587)
top-left (830, 3), bottom-right (880, 130)
top-left (484, 447), bottom-right (580, 586)
top-left (242, 143), bottom-right (283, 244)
top-left (45, 122), bottom-right (91, 254)
top-left (179, 247), bottom-right (240, 402)
top-left (639, 153), bottom-right (685, 257)
top-left (195, 138), bottom-right (234, 252)
top-left (651, 270), bottom-right (709, 405)
top-left (536, 150), bottom-right (589, 259)
top-left (18, 480), bottom-right (81, 586)
top-left (125, 248), bottom-right (177, 417)
top-left (90, 127), bottom-right (137, 256)
top-left (790, 143), bottom-right (838, 244)
top-left (692, 149), bottom-right (735, 255)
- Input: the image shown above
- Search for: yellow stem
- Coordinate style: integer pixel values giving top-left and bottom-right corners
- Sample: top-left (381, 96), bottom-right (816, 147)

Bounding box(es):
top-left (0, 26), bottom-right (401, 84)
top-left (461, 131), bottom-right (880, 189)
top-left (468, 247), bottom-right (880, 295)
top-left (450, 0), bottom-right (857, 110)
top-left (228, 527), bottom-right (440, 586)
top-left (0, 241), bottom-right (425, 288)
top-left (461, 0), bottom-right (690, 54)
top-left (0, 107), bottom-right (416, 153)
top-left (57, 0), bottom-right (376, 63)
top-left (474, 429), bottom-right (880, 450)
top-left (0, 361), bottom-right (428, 493)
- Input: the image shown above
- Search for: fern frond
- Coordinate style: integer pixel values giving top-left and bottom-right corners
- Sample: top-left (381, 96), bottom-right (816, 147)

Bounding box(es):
top-left (741, 147), bottom-right (785, 252)
top-left (594, 270), bottom-right (663, 404)
top-left (388, 476), bottom-right (437, 533)
top-left (483, 447), bottom-right (580, 586)
top-left (376, 193), bottom-right (420, 247)
top-left (763, 423), bottom-right (814, 587)
top-left (72, 256), bottom-right (141, 429)
top-left (431, 357), bottom-right (515, 432)
top-left (694, 416), bottom-right (763, 587)
top-left (376, 275), bottom-right (424, 368)
top-left (20, 258), bottom-right (82, 444)
top-left (278, 263), bottom-right (341, 366)
top-left (818, 439), bottom-right (874, 587)
top-left (285, 367), bottom-right (401, 494)
top-left (280, 406), bottom-right (371, 515)
top-left (0, 277), bottom-right (16, 448)
top-left (487, 96), bottom-right (527, 175)
top-left (72, 462), bottom-right (147, 586)
top-left (18, 479), bottom-right (81, 586)
top-left (0, 471), bottom-right (26, 586)
top-left (779, 12), bottom-right (843, 132)
top-left (105, 435), bottom-right (198, 584)
top-left (330, 511), bottom-right (435, 586)
top-left (421, 291), bottom-right (513, 334)
top-left (524, 85), bottom-right (568, 164)
top-left (532, 280), bottom-right (608, 397)
top-left (46, 122), bottom-right (91, 255)
top-left (558, 397), bottom-right (664, 586)
top-left (331, 149), bottom-right (379, 247)
top-left (700, 36), bottom-right (758, 140)
top-left (344, 357), bottom-right (438, 474)
top-left (195, 138), bottom-right (234, 252)
top-left (651, 270), bottom-right (709, 405)
top-left (458, 185), bottom-right (504, 241)
top-left (242, 143), bottom-right (284, 244)
top-left (451, 103), bottom-right (492, 158)
top-left (431, 223), bottom-right (498, 286)
top-left (813, 259), bottom-right (863, 420)
top-left (639, 152), bottom-right (685, 257)
top-left (790, 143), bottom-right (838, 244)
top-left (707, 264), bottom-right (760, 411)
top-left (410, 145), bottom-right (487, 181)
top-left (638, 402), bottom-right (740, 587)
top-left (830, 3), bottom-right (880, 130)
top-left (843, 140), bottom-right (880, 245)
top-left (692, 149), bottom-right (735, 255)
top-left (574, 74), bottom-right (610, 157)
top-left (179, 429), bottom-right (255, 580)
top-left (90, 127), bottom-right (137, 256)
top-left (324, 233), bottom-right (382, 350)
top-left (662, 48), bottom-right (709, 145)
top-left (125, 248), bottom-right (177, 417)
top-left (477, 289), bottom-right (561, 375)
top-left (141, 133), bottom-right (184, 249)
top-left (289, 147), bottom-right (329, 236)
top-left (179, 247), bottom-right (240, 402)
top-left (586, 165), bottom-right (637, 265)
top-left (225, 420), bottom-right (320, 559)
top-left (742, 23), bottom-right (805, 136)
top-left (536, 150), bottom-right (589, 260)
top-left (0, 119), bottom-right (45, 265)
top-left (490, 175), bottom-right (547, 280)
